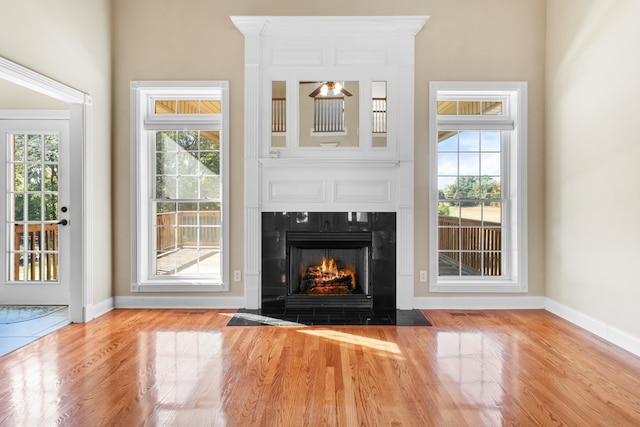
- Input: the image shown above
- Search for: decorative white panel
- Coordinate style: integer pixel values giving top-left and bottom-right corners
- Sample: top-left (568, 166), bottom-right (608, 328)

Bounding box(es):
top-left (231, 16), bottom-right (428, 308)
top-left (271, 47), bottom-right (325, 67)
top-left (268, 180), bottom-right (326, 203)
top-left (334, 180), bottom-right (391, 204)
top-left (335, 48), bottom-right (388, 66)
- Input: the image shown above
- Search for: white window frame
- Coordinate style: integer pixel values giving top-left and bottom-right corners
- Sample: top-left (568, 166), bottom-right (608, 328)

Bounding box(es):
top-left (130, 81), bottom-right (229, 292)
top-left (429, 81), bottom-right (528, 292)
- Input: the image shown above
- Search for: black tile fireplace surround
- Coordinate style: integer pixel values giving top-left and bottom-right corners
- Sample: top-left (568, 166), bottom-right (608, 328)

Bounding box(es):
top-left (262, 212), bottom-right (396, 313)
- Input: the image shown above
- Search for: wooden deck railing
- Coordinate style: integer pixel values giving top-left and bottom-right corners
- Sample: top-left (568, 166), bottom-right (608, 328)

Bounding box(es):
top-left (13, 223), bottom-right (59, 281)
top-left (156, 211), bottom-right (221, 251)
top-left (438, 216), bottom-right (502, 275)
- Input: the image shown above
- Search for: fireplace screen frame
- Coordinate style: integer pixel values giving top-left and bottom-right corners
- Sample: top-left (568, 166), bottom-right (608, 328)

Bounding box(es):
top-left (286, 231), bottom-right (372, 298)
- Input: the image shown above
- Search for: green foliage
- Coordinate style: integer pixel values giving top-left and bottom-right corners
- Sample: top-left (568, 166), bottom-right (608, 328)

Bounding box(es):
top-left (13, 134), bottom-right (59, 222)
top-left (444, 176), bottom-right (500, 207)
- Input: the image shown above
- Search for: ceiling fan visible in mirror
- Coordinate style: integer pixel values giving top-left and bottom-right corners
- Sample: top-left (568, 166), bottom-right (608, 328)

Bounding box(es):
top-left (305, 81), bottom-right (353, 97)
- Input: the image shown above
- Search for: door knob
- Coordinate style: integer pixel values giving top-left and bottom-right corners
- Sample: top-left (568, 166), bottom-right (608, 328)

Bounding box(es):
top-left (57, 219), bottom-right (69, 226)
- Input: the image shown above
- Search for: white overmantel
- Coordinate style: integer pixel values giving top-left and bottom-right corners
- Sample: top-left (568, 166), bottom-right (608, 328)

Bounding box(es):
top-left (231, 16), bottom-right (428, 309)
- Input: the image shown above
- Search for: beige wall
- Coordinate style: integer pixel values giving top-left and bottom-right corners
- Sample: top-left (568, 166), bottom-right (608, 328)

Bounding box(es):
top-left (546, 0), bottom-right (640, 337)
top-left (112, 0), bottom-right (546, 299)
top-left (0, 0), bottom-right (113, 305)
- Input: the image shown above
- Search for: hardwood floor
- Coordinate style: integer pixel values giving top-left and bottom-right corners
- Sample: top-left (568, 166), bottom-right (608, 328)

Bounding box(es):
top-left (0, 309), bottom-right (639, 426)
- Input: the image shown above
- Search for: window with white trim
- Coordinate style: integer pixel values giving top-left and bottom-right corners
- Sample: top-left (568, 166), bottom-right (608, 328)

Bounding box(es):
top-left (429, 82), bottom-right (527, 292)
top-left (131, 81), bottom-right (229, 292)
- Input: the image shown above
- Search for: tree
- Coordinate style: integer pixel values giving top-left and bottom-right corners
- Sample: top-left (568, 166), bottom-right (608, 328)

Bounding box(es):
top-left (444, 176), bottom-right (500, 207)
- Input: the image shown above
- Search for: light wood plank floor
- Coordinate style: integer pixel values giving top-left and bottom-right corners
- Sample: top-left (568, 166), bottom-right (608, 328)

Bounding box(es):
top-left (0, 309), bottom-right (639, 426)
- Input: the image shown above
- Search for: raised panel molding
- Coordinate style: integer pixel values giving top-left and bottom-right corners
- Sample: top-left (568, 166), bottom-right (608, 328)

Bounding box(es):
top-left (334, 180), bottom-right (391, 204)
top-left (267, 180), bottom-right (326, 203)
top-left (271, 47), bottom-right (325, 67)
top-left (334, 48), bottom-right (388, 66)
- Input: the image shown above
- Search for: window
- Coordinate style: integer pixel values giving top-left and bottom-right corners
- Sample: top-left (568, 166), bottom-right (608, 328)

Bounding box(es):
top-left (131, 81), bottom-right (229, 292)
top-left (429, 82), bottom-right (527, 292)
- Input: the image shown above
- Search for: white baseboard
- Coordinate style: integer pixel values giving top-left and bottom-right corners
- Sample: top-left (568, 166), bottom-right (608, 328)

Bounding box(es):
top-left (413, 296), bottom-right (546, 310)
top-left (114, 295), bottom-right (245, 309)
top-left (545, 298), bottom-right (640, 358)
top-left (412, 296), bottom-right (640, 358)
top-left (81, 297), bottom-right (114, 322)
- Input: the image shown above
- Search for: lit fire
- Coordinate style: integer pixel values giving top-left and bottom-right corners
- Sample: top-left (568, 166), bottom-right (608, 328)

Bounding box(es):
top-left (300, 257), bottom-right (356, 294)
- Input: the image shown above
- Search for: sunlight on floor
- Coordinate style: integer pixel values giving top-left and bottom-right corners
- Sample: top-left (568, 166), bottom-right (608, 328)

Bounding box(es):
top-left (299, 329), bottom-right (402, 355)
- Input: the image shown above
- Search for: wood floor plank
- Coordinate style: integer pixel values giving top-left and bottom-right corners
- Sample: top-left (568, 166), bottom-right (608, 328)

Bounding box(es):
top-left (1, 308), bottom-right (640, 426)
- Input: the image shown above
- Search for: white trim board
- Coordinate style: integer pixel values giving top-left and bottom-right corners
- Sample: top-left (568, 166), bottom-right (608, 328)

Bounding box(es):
top-left (544, 298), bottom-right (640, 359)
top-left (414, 296), bottom-right (640, 358)
top-left (115, 296), bottom-right (246, 309)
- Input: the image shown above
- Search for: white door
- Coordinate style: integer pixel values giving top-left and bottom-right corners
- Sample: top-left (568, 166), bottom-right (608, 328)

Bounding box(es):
top-left (0, 119), bottom-right (70, 304)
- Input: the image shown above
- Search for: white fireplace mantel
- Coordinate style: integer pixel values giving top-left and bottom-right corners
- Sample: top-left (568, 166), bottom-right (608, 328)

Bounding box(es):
top-left (232, 16), bottom-right (428, 309)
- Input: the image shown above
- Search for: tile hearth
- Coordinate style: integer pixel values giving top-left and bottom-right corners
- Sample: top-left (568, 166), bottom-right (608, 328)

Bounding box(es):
top-left (226, 308), bottom-right (431, 327)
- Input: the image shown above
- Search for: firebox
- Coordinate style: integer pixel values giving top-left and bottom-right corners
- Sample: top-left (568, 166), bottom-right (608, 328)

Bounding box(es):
top-left (262, 212), bottom-right (397, 312)
top-left (286, 231), bottom-right (372, 309)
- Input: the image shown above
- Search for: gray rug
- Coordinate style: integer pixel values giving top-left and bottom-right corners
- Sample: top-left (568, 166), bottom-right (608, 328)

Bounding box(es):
top-left (0, 305), bottom-right (66, 324)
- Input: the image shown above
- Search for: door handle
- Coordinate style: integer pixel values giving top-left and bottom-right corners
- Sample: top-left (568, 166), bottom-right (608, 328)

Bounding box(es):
top-left (57, 219), bottom-right (69, 226)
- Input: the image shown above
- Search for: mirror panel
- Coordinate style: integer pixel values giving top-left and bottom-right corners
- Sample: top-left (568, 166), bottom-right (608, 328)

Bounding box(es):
top-left (372, 81), bottom-right (387, 148)
top-left (271, 81), bottom-right (287, 148)
top-left (298, 81), bottom-right (359, 148)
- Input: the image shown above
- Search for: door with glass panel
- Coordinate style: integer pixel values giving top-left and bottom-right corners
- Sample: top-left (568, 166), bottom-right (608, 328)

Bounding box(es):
top-left (0, 119), bottom-right (70, 304)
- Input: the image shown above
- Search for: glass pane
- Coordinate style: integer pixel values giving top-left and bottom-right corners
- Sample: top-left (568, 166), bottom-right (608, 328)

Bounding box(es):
top-left (481, 101), bottom-right (502, 115)
top-left (459, 153), bottom-right (479, 175)
top-left (177, 100), bottom-right (200, 114)
top-left (480, 177), bottom-right (501, 201)
top-left (438, 153), bottom-right (458, 176)
top-left (13, 194), bottom-right (24, 221)
top-left (199, 132), bottom-right (219, 150)
top-left (27, 134), bottom-right (42, 161)
top-left (461, 252), bottom-right (482, 276)
top-left (438, 177), bottom-right (456, 200)
top-left (200, 176), bottom-right (220, 199)
top-left (177, 152), bottom-right (198, 174)
top-left (437, 101), bottom-right (457, 115)
top-left (484, 252), bottom-right (502, 275)
top-left (156, 176), bottom-right (177, 199)
top-left (44, 164), bottom-right (58, 191)
top-left (13, 164), bottom-right (24, 191)
top-left (459, 101), bottom-right (481, 115)
top-left (372, 81), bottom-right (387, 148)
top-left (157, 131), bottom-right (178, 151)
top-left (299, 81), bottom-right (359, 147)
top-left (438, 131), bottom-right (458, 150)
top-left (459, 131), bottom-right (480, 151)
top-left (483, 201), bottom-right (502, 225)
top-left (200, 100), bottom-right (221, 114)
top-left (44, 194), bottom-right (58, 220)
top-left (44, 134), bottom-right (59, 162)
top-left (481, 153), bottom-right (501, 176)
top-left (27, 195), bottom-right (41, 221)
top-left (199, 152), bottom-right (219, 175)
top-left (271, 81), bottom-right (287, 148)
top-left (27, 165), bottom-right (42, 191)
top-left (481, 131), bottom-right (501, 151)
top-left (157, 152), bottom-right (177, 175)
top-left (155, 100), bottom-right (177, 114)
top-left (177, 176), bottom-right (199, 199)
top-left (13, 134), bottom-right (25, 161)
top-left (178, 131), bottom-right (198, 151)
top-left (439, 252), bottom-right (460, 275)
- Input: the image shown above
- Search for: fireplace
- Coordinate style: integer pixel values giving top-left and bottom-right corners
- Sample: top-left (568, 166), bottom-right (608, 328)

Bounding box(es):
top-left (287, 231), bottom-right (372, 309)
top-left (262, 212), bottom-right (396, 312)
